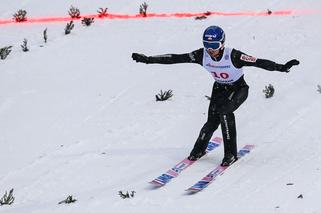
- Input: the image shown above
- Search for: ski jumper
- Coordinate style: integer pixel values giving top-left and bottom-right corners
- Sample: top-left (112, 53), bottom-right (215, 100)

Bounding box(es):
top-left (145, 47), bottom-right (285, 158)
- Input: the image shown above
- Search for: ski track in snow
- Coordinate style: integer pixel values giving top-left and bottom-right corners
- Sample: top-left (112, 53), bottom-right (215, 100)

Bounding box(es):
top-left (82, 86), bottom-right (135, 123)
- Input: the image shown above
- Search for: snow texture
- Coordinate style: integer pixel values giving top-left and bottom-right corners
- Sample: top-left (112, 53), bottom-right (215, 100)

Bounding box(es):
top-left (1, 0), bottom-right (321, 213)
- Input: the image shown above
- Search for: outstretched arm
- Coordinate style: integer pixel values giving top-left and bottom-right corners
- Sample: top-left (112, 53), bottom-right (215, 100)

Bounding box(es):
top-left (132, 48), bottom-right (203, 65)
top-left (231, 49), bottom-right (299, 72)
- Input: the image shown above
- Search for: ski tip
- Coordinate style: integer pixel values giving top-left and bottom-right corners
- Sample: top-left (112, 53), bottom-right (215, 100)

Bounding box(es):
top-left (211, 137), bottom-right (223, 143)
top-left (244, 144), bottom-right (255, 150)
top-left (185, 188), bottom-right (201, 194)
top-left (149, 180), bottom-right (165, 187)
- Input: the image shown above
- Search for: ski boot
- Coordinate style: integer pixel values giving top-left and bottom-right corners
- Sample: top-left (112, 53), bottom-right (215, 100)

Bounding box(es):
top-left (221, 154), bottom-right (238, 167)
top-left (188, 150), bottom-right (206, 161)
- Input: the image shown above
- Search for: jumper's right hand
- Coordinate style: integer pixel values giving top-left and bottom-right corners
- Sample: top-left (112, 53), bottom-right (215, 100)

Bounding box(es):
top-left (132, 53), bottom-right (149, 64)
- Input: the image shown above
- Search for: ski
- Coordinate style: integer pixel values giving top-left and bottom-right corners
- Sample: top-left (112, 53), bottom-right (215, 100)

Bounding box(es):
top-left (149, 137), bottom-right (222, 187)
top-left (186, 144), bottom-right (255, 193)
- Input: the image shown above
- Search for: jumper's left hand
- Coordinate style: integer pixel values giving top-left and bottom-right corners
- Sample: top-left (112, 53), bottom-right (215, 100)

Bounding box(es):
top-left (132, 53), bottom-right (150, 64)
top-left (281, 59), bottom-right (300, 72)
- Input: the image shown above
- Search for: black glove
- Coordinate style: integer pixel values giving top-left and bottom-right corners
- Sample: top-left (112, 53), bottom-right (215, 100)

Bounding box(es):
top-left (279, 59), bottom-right (300, 72)
top-left (132, 53), bottom-right (150, 64)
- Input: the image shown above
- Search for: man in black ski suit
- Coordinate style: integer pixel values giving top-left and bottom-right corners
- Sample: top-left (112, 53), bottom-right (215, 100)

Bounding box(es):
top-left (131, 26), bottom-right (299, 166)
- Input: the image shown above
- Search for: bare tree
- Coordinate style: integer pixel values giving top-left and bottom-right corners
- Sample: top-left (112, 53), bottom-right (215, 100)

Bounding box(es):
top-left (156, 90), bottom-right (173, 101)
top-left (64, 21), bottom-right (74, 35)
top-left (0, 189), bottom-right (15, 206)
top-left (0, 46), bottom-right (13, 60)
top-left (118, 191), bottom-right (136, 199)
top-left (81, 17), bottom-right (95, 26)
top-left (97, 8), bottom-right (108, 17)
top-left (21, 39), bottom-right (29, 52)
top-left (139, 2), bottom-right (148, 17)
top-left (263, 84), bottom-right (275, 98)
top-left (68, 6), bottom-right (81, 18)
top-left (58, 195), bottom-right (77, 204)
top-left (43, 28), bottom-right (48, 43)
top-left (13, 9), bottom-right (27, 22)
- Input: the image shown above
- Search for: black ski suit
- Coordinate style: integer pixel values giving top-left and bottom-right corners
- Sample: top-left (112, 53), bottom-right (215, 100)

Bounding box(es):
top-left (132, 47), bottom-right (299, 159)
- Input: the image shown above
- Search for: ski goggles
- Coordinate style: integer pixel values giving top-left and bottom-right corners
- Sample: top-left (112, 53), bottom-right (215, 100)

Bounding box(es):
top-left (203, 41), bottom-right (222, 50)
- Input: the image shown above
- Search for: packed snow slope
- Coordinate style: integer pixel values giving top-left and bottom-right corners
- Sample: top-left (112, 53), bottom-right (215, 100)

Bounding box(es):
top-left (1, 0), bottom-right (321, 213)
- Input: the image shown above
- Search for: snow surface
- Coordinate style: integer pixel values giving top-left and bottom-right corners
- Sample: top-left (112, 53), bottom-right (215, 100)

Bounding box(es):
top-left (1, 0), bottom-right (321, 212)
